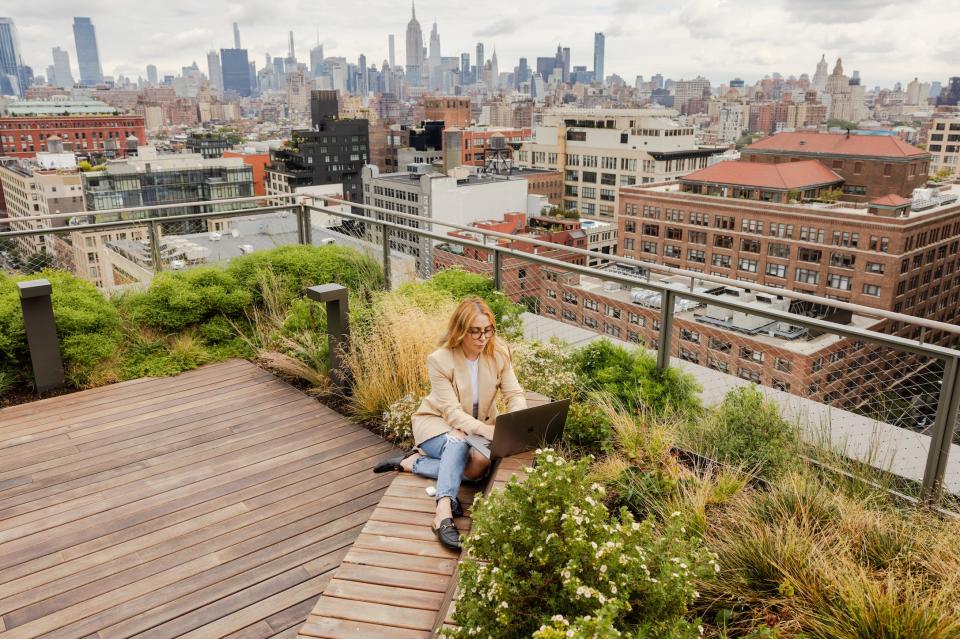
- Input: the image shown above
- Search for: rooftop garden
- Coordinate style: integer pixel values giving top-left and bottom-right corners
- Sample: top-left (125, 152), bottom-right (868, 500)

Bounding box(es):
top-left (2, 247), bottom-right (959, 636)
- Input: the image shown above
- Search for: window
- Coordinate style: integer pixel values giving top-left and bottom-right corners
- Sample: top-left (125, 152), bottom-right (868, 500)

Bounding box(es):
top-left (604, 323), bottom-right (621, 338)
top-left (862, 283), bottom-right (881, 296)
top-left (642, 241), bottom-right (658, 254)
top-left (687, 249), bottom-right (706, 263)
top-left (714, 234), bottom-right (734, 249)
top-left (830, 253), bottom-right (856, 269)
top-left (606, 305), bottom-right (621, 319)
top-left (766, 263), bottom-right (786, 278)
top-left (712, 254), bottom-right (731, 268)
top-left (584, 317), bottom-right (598, 329)
top-left (666, 227), bottom-right (683, 240)
top-left (768, 242), bottom-right (790, 259)
top-left (827, 274), bottom-right (852, 290)
top-left (581, 171), bottom-right (597, 183)
top-left (664, 245), bottom-right (681, 259)
top-left (798, 247), bottom-right (822, 263)
top-left (737, 367), bottom-right (761, 383)
top-left (563, 292), bottom-right (578, 304)
top-left (800, 226), bottom-right (825, 243)
top-left (623, 238), bottom-right (635, 250)
top-left (738, 258), bottom-right (758, 273)
top-left (866, 261), bottom-right (885, 274)
top-left (709, 336), bottom-right (732, 353)
top-left (739, 346), bottom-right (764, 363)
top-left (774, 357), bottom-right (792, 373)
top-left (562, 309), bottom-right (577, 321)
top-left (642, 224), bottom-right (660, 236)
top-left (883, 163), bottom-right (892, 177)
top-left (628, 313), bottom-right (646, 326)
top-left (773, 379), bottom-right (791, 392)
top-left (741, 219), bottom-right (763, 234)
top-left (689, 231), bottom-right (707, 245)
top-left (584, 298), bottom-right (599, 311)
top-left (679, 347), bottom-right (699, 363)
top-left (715, 216), bottom-right (736, 230)
top-left (795, 268), bottom-right (820, 285)
top-left (680, 329), bottom-right (700, 343)
top-left (708, 357), bottom-right (728, 373)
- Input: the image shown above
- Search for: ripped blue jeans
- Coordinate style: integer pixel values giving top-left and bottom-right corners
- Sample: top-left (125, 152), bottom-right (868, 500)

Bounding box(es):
top-left (412, 432), bottom-right (471, 511)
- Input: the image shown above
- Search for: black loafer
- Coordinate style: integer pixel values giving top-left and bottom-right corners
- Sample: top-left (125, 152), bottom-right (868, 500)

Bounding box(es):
top-left (431, 517), bottom-right (462, 551)
top-left (373, 450), bottom-right (417, 473)
top-left (451, 500), bottom-right (464, 517)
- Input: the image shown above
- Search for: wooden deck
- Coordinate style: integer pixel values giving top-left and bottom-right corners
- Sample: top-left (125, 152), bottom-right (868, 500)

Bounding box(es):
top-left (0, 359), bottom-right (398, 639)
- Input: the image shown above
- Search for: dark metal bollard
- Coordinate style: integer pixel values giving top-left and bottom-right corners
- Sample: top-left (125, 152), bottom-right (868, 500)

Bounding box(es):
top-left (305, 284), bottom-right (350, 393)
top-left (17, 279), bottom-right (66, 393)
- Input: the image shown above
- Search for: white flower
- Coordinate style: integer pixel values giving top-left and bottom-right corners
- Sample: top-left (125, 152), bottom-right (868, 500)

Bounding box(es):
top-left (599, 564), bottom-right (607, 573)
top-left (500, 601), bottom-right (509, 608)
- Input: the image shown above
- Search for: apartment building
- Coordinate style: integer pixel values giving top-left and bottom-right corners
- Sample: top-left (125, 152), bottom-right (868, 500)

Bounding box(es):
top-left (516, 108), bottom-right (723, 223)
top-left (926, 113), bottom-right (960, 177)
top-left (423, 96), bottom-right (471, 127)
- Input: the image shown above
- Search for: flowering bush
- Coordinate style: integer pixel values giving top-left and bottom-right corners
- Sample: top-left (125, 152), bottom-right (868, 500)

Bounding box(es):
top-left (511, 339), bottom-right (578, 401)
top-left (449, 450), bottom-right (717, 639)
top-left (380, 393), bottom-right (421, 448)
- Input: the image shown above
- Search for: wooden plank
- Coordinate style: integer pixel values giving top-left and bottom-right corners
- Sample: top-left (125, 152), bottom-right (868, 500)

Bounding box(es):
top-left (322, 579), bottom-right (444, 611)
top-left (330, 563), bottom-right (449, 593)
top-left (351, 533), bottom-right (459, 560)
top-left (299, 617), bottom-right (429, 639)
top-left (343, 548), bottom-right (458, 576)
top-left (310, 597), bottom-right (436, 632)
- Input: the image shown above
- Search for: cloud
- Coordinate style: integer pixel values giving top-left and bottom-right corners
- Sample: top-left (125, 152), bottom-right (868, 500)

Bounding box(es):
top-left (473, 18), bottom-right (518, 38)
top-left (780, 0), bottom-right (898, 23)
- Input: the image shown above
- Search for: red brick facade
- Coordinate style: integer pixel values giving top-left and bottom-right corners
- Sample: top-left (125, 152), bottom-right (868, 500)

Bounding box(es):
top-left (0, 115), bottom-right (147, 158)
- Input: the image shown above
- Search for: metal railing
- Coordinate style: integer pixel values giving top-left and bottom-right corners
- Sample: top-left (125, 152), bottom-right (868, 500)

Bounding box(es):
top-left (3, 195), bottom-right (960, 503)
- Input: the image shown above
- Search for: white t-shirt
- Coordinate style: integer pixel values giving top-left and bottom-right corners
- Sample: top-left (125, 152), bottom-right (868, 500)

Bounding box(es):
top-left (467, 356), bottom-right (480, 417)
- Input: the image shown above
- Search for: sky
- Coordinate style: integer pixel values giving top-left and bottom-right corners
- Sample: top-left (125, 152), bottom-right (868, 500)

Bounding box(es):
top-left (8, 0), bottom-right (959, 90)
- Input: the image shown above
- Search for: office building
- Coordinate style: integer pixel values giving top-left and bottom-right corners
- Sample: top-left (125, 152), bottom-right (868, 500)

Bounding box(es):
top-left (266, 90), bottom-right (370, 205)
top-left (220, 48), bottom-right (251, 96)
top-left (0, 99), bottom-right (146, 158)
top-left (72, 17), bottom-right (103, 86)
top-left (517, 108), bottom-right (722, 222)
top-left (405, 2), bottom-right (424, 86)
top-left (0, 18), bottom-right (27, 96)
top-left (185, 133), bottom-right (233, 159)
top-left (146, 65), bottom-right (158, 85)
top-left (206, 50), bottom-right (222, 93)
top-left (937, 77), bottom-right (960, 107)
top-left (594, 33), bottom-right (605, 85)
top-left (51, 47), bottom-right (74, 89)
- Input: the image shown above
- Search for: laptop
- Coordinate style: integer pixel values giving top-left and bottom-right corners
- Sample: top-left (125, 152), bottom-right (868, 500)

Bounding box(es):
top-left (465, 399), bottom-right (570, 460)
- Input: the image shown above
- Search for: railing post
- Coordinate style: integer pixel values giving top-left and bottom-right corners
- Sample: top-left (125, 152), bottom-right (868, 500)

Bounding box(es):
top-left (656, 289), bottom-right (676, 370)
top-left (381, 222), bottom-right (392, 290)
top-left (922, 356), bottom-right (960, 502)
top-left (305, 284), bottom-right (351, 393)
top-left (302, 202), bottom-right (313, 245)
top-left (295, 204), bottom-right (305, 244)
top-left (17, 279), bottom-right (65, 393)
top-left (493, 249), bottom-right (503, 291)
top-left (148, 220), bottom-right (162, 272)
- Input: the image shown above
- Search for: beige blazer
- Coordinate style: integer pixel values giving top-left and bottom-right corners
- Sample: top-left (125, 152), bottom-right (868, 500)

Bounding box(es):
top-left (411, 340), bottom-right (527, 446)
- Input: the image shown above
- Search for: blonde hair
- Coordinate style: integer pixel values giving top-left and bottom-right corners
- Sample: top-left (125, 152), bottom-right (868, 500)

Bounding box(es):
top-left (440, 297), bottom-right (501, 358)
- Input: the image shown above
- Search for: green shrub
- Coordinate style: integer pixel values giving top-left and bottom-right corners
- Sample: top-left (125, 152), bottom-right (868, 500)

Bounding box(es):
top-left (199, 315), bottom-right (236, 343)
top-left (123, 267), bottom-right (252, 331)
top-left (571, 339), bottom-right (702, 417)
top-left (225, 244), bottom-right (384, 305)
top-left (427, 267), bottom-right (524, 340)
top-left (690, 386), bottom-right (800, 481)
top-left (450, 449), bottom-right (717, 639)
top-left (0, 270), bottom-right (121, 388)
top-left (563, 397), bottom-right (615, 455)
top-left (511, 339), bottom-right (578, 401)
top-left (380, 393), bottom-right (420, 448)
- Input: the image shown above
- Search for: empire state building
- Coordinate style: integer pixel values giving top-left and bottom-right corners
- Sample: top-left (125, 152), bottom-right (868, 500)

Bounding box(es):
top-left (405, 1), bottom-right (424, 86)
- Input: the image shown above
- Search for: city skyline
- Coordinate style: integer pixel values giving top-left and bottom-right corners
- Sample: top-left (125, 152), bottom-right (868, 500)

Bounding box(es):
top-left (5, 0), bottom-right (959, 90)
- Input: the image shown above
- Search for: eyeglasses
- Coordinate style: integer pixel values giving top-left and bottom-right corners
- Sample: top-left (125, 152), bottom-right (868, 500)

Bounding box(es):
top-left (467, 326), bottom-right (496, 338)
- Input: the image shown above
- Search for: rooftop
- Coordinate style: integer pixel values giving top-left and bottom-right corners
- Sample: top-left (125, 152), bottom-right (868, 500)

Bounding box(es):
top-left (2, 99), bottom-right (122, 117)
top-left (680, 159), bottom-right (842, 191)
top-left (745, 131), bottom-right (929, 159)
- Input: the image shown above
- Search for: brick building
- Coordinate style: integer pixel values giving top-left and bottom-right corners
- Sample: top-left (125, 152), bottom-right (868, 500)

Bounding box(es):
top-left (741, 131), bottom-right (930, 202)
top-left (0, 100), bottom-right (146, 158)
top-left (458, 126), bottom-right (531, 166)
top-left (423, 96), bottom-right (471, 127)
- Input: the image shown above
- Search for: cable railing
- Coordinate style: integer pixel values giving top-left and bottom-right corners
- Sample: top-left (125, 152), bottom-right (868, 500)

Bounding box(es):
top-left (2, 195), bottom-right (959, 503)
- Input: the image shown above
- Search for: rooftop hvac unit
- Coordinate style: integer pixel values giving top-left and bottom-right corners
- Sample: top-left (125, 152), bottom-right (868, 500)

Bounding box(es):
top-left (704, 304), bottom-right (733, 322)
top-left (602, 281), bottom-right (620, 292)
top-left (231, 229), bottom-right (240, 238)
top-left (170, 259), bottom-right (186, 270)
top-left (320, 238), bottom-right (335, 245)
top-left (209, 232), bottom-right (222, 242)
top-left (239, 244), bottom-right (255, 254)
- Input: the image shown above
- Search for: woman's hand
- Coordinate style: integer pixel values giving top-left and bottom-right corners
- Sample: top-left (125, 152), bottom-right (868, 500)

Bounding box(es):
top-left (476, 424), bottom-right (495, 440)
top-left (449, 429), bottom-right (467, 440)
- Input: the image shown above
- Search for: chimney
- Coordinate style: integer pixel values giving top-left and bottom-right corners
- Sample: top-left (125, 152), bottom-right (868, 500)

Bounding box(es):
top-left (442, 128), bottom-right (463, 175)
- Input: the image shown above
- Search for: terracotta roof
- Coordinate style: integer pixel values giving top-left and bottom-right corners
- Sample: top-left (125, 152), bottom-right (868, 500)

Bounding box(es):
top-left (745, 131), bottom-right (927, 158)
top-left (869, 194), bottom-right (912, 207)
top-left (680, 160), bottom-right (843, 190)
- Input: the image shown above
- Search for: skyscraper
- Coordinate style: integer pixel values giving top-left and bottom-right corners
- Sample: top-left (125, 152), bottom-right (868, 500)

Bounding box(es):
top-left (593, 32), bottom-right (605, 85)
top-left (221, 48), bottom-right (251, 96)
top-left (0, 18), bottom-right (27, 96)
top-left (476, 42), bottom-right (484, 72)
top-left (233, 22), bottom-right (241, 49)
top-left (359, 53), bottom-right (368, 96)
top-left (405, 1), bottom-right (424, 86)
top-left (51, 46), bottom-right (74, 88)
top-left (428, 20), bottom-right (441, 90)
top-left (812, 54), bottom-right (828, 92)
top-left (73, 17), bottom-right (103, 86)
top-left (207, 50), bottom-right (222, 92)
top-left (146, 64), bottom-right (158, 85)
top-left (287, 31), bottom-right (296, 64)
top-left (388, 34), bottom-right (395, 69)
top-left (310, 45), bottom-right (324, 77)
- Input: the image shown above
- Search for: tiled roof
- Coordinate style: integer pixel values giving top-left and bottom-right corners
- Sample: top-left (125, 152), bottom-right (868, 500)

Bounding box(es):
top-left (680, 160), bottom-right (842, 190)
top-left (870, 194), bottom-right (912, 206)
top-left (746, 131), bottom-right (927, 158)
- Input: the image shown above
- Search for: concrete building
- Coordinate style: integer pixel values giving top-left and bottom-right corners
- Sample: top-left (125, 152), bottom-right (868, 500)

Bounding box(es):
top-left (423, 96), bottom-right (470, 127)
top-left (220, 48), bottom-right (251, 97)
top-left (361, 163), bottom-right (531, 275)
top-left (0, 99), bottom-right (146, 158)
top-left (206, 50), bottom-right (222, 93)
top-left (517, 107), bottom-right (723, 222)
top-left (51, 47), bottom-right (74, 89)
top-left (824, 58), bottom-right (865, 123)
top-left (927, 113), bottom-right (960, 177)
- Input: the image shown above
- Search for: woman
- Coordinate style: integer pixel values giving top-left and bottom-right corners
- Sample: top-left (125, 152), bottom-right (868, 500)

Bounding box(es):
top-left (374, 297), bottom-right (527, 550)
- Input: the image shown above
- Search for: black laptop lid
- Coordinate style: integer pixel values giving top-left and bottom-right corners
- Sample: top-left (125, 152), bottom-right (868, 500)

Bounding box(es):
top-left (490, 399), bottom-right (570, 459)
